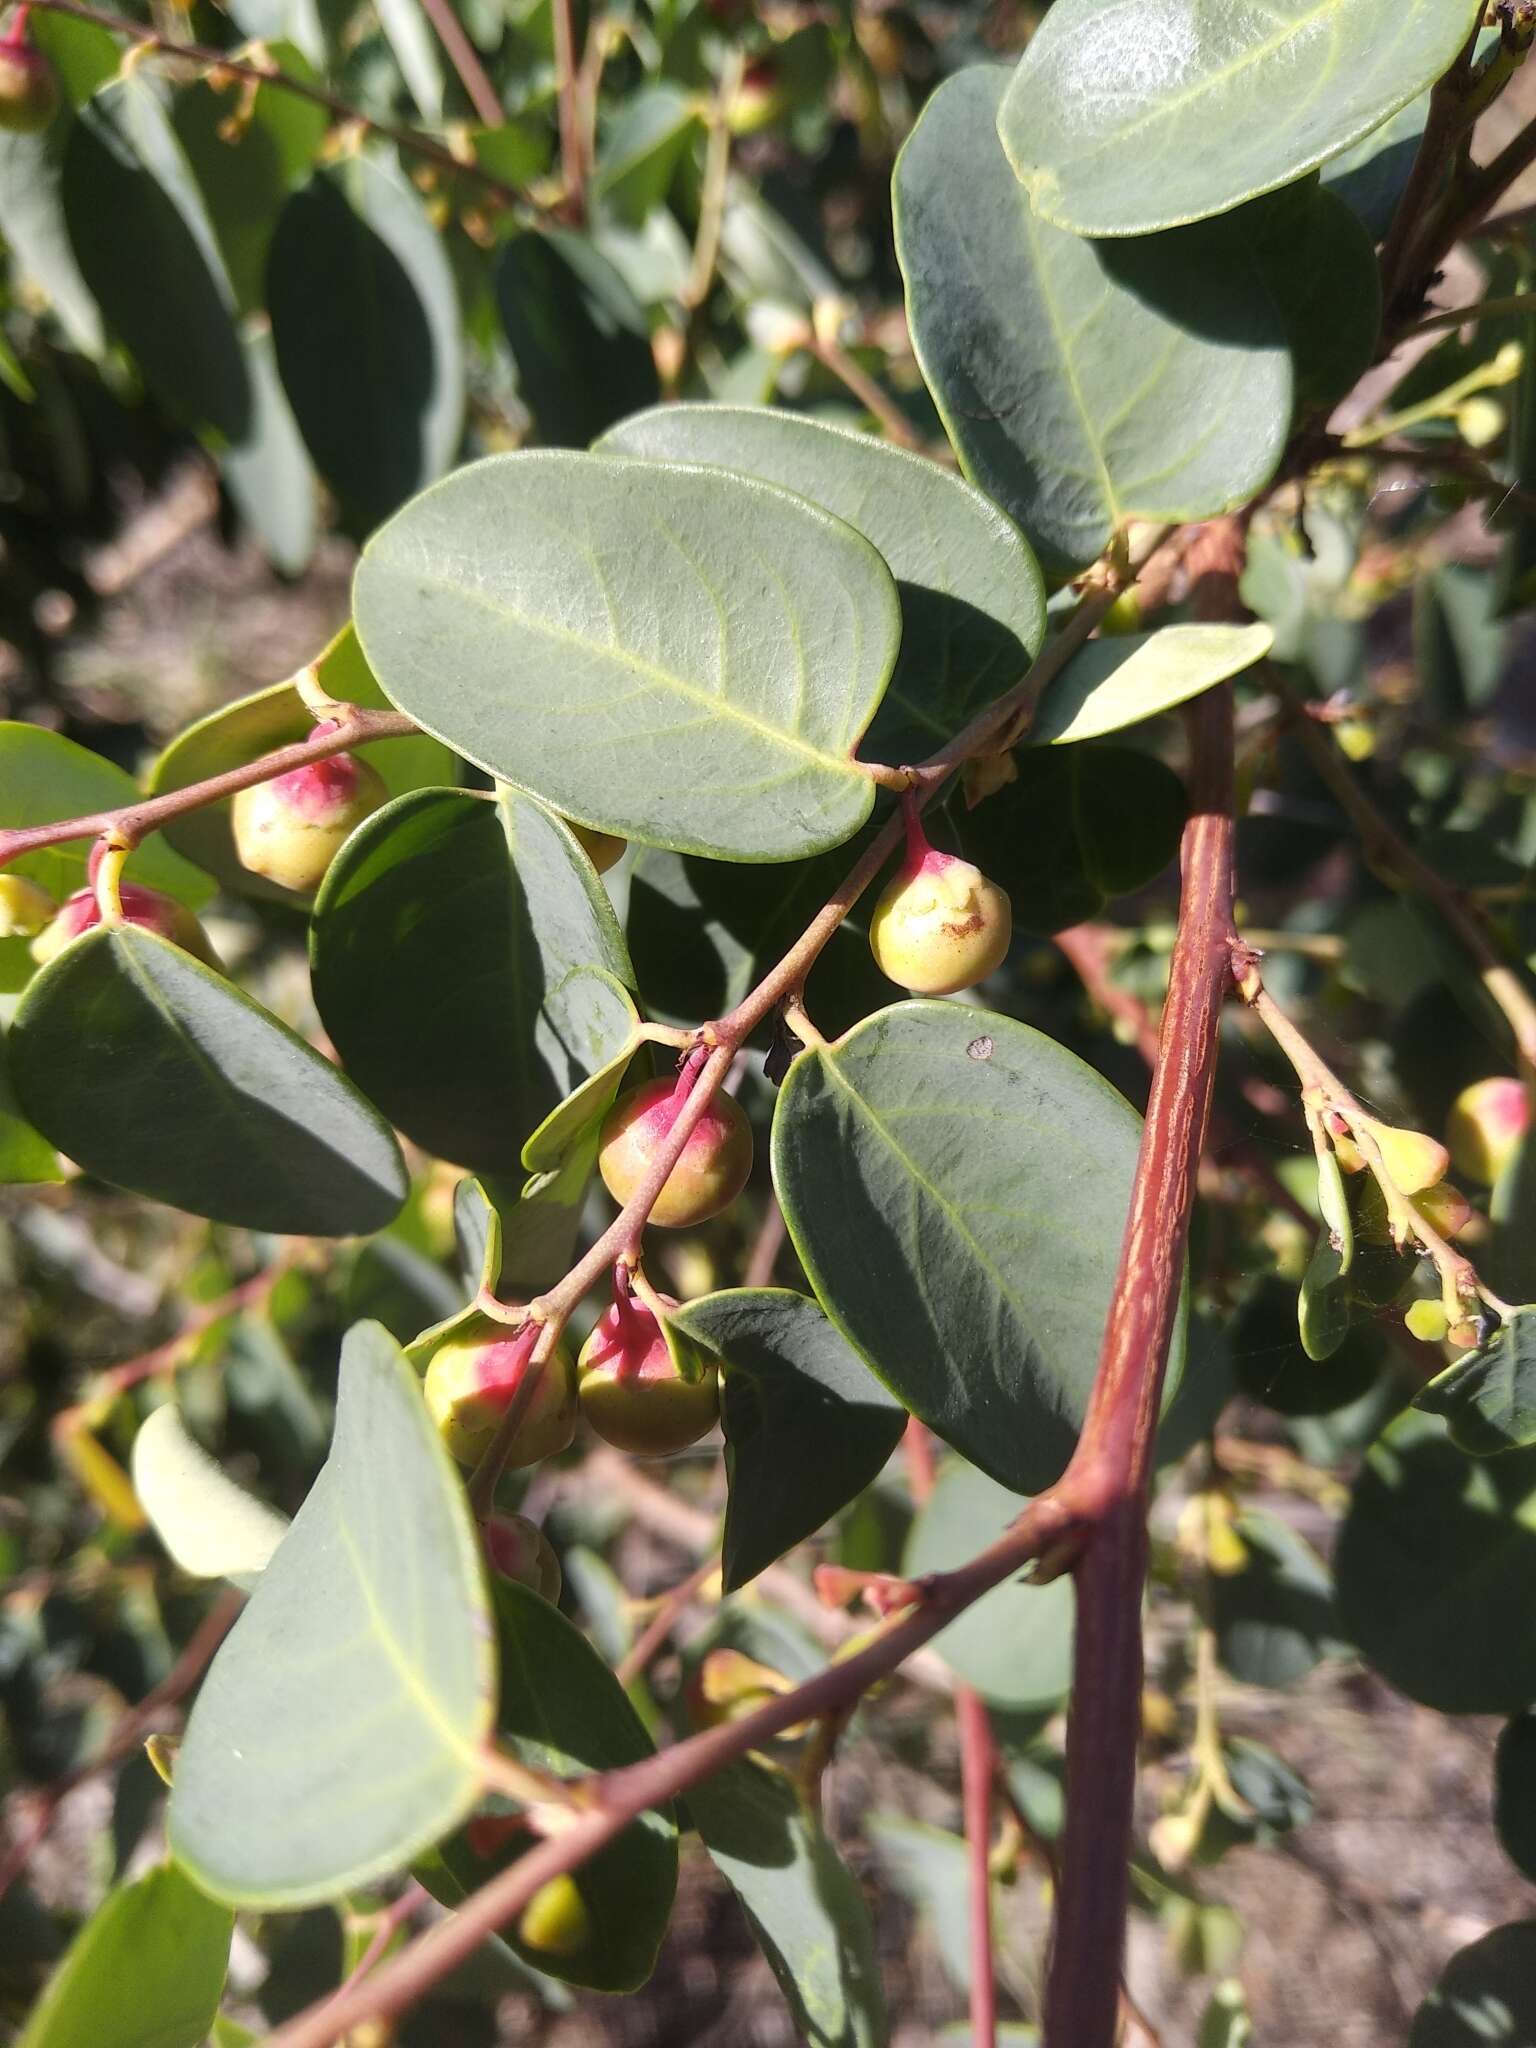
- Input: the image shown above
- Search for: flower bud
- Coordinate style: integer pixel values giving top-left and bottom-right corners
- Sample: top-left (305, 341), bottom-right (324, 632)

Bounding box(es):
top-left (598, 1073), bottom-right (752, 1229)
top-left (577, 1289), bottom-right (719, 1455)
top-left (0, 41), bottom-right (58, 133)
top-left (422, 1320), bottom-right (576, 1469)
top-left (685, 1647), bottom-right (802, 1733)
top-left (1358, 1117), bottom-right (1451, 1196)
top-left (31, 883), bottom-right (219, 968)
top-left (482, 1512), bottom-right (562, 1602)
top-left (0, 873), bottom-right (57, 938)
top-left (869, 819), bottom-right (1012, 997)
top-left (230, 751), bottom-right (387, 893)
top-left (1447, 1077), bottom-right (1530, 1185)
top-left (1416, 1181), bottom-right (1474, 1240)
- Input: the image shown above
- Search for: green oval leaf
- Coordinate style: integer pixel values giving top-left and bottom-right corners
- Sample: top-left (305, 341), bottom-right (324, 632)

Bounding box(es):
top-left (10, 926), bottom-right (407, 1236)
top-left (423, 1578), bottom-right (677, 1992)
top-left (0, 721), bottom-right (215, 909)
top-left (690, 1758), bottom-right (887, 2048)
top-left (1030, 624), bottom-right (1273, 746)
top-left (1209, 1508), bottom-right (1337, 1688)
top-left (998, 0), bottom-right (1480, 238)
top-left (145, 623), bottom-right (455, 898)
top-left (131, 1402), bottom-right (289, 1583)
top-left (169, 1322), bottom-right (495, 1905)
top-left (670, 1287), bottom-right (907, 1592)
top-left (0, 1027), bottom-right (62, 1185)
top-left (599, 402), bottom-right (1046, 762)
top-left (0, 116), bottom-right (103, 358)
top-left (269, 156), bottom-right (465, 535)
top-left (894, 68), bottom-right (1292, 576)
top-left (521, 1033), bottom-right (643, 1175)
top-left (311, 786), bottom-right (636, 1176)
top-left (773, 1000), bottom-right (1166, 1494)
top-left (1410, 1922), bottom-right (1536, 2048)
top-left (903, 1458), bottom-right (1074, 1709)
top-left (1335, 1410), bottom-right (1536, 1713)
top-left (1415, 1308), bottom-right (1536, 1456)
top-left (18, 1859), bottom-right (232, 2048)
top-left (353, 451), bottom-right (901, 862)
top-left (1250, 182), bottom-right (1382, 415)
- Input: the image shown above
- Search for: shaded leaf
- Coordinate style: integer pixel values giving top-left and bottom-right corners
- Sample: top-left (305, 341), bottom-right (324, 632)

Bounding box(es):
top-left (1250, 183), bottom-right (1381, 415)
top-left (311, 786), bottom-right (636, 1176)
top-left (595, 84), bottom-right (702, 226)
top-left (18, 1859), bottom-right (232, 2048)
top-left (600, 402), bottom-right (1046, 762)
top-left (11, 926), bottom-right (408, 1236)
top-left (903, 1458), bottom-right (1073, 1709)
top-left (1416, 1309), bottom-right (1536, 1456)
top-left (1335, 1410), bottom-right (1536, 1712)
top-left (0, 1027), bottom-right (62, 1185)
top-left (998, 0), bottom-right (1479, 237)
top-left (170, 1323), bottom-right (495, 1904)
top-left (423, 1579), bottom-right (677, 1992)
top-left (1030, 624), bottom-right (1273, 746)
top-left (894, 67), bottom-right (1291, 576)
top-left (1210, 1507), bottom-right (1336, 1688)
top-left (496, 228), bottom-right (659, 446)
top-left (670, 1288), bottom-right (907, 1591)
top-left (1410, 1921), bottom-right (1536, 2047)
top-left (355, 451), bottom-right (901, 862)
top-left (269, 155), bottom-right (464, 534)
top-left (0, 118), bottom-right (102, 357)
top-left (1322, 96), bottom-right (1429, 239)
top-left (773, 1001), bottom-right (1167, 1494)
top-left (691, 1758), bottom-right (886, 2048)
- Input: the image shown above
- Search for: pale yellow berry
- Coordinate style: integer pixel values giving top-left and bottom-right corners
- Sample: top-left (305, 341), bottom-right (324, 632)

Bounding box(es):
top-left (868, 851), bottom-right (1012, 996)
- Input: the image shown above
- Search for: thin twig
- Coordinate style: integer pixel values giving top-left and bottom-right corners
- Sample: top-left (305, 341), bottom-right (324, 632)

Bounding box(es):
top-left (1401, 290), bottom-right (1536, 340)
top-left (415, 0), bottom-right (503, 127)
top-left (23, 0), bottom-right (539, 212)
top-left (804, 330), bottom-right (921, 450)
top-left (683, 50), bottom-right (744, 313)
top-left (550, 0), bottom-right (586, 219)
top-left (615, 1558), bottom-right (717, 1689)
top-left (957, 1684), bottom-right (999, 2048)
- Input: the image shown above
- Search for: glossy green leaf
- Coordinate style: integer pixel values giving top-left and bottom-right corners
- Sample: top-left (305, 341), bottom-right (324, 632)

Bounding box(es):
top-left (998, 0), bottom-right (1480, 237)
top-left (171, 41), bottom-right (329, 316)
top-left (423, 1579), bottom-right (677, 1991)
top-left (10, 926), bottom-right (407, 1236)
top-left (690, 1758), bottom-right (886, 2048)
top-left (64, 78), bottom-right (249, 439)
top-left (131, 1402), bottom-right (289, 1583)
top-left (146, 623), bottom-right (454, 897)
top-left (1497, 1715), bottom-right (1536, 1884)
top-left (1409, 1922), bottom-right (1536, 2047)
top-left (354, 451), bottom-right (902, 862)
top-left (670, 1288), bottom-right (907, 1591)
top-left (867, 1817), bottom-right (972, 1992)
top-left (600, 403), bottom-right (1046, 761)
top-left (894, 69), bottom-right (1292, 576)
top-left (1415, 1309), bottom-right (1536, 1456)
top-left (773, 1001), bottom-right (1163, 1494)
top-left (496, 229), bottom-right (659, 447)
top-left (221, 323), bottom-right (318, 575)
top-left (0, 723), bottom-right (215, 912)
top-left (0, 1027), bottom-right (61, 1185)
top-left (903, 1459), bottom-right (1073, 1708)
top-left (28, 9), bottom-right (119, 104)
top-left (595, 84), bottom-right (702, 225)
top-left (311, 786), bottom-right (636, 1176)
top-left (1031, 624), bottom-right (1273, 747)
top-left (376, 0), bottom-right (445, 122)
top-left (268, 155), bottom-right (464, 534)
top-left (170, 1322), bottom-right (495, 1904)
top-left (521, 1033), bottom-right (642, 1174)
top-left (956, 744), bottom-right (1187, 935)
top-left (1335, 1410), bottom-right (1536, 1713)
top-left (17, 1859), bottom-right (232, 2048)
top-left (1210, 1508), bottom-right (1336, 1688)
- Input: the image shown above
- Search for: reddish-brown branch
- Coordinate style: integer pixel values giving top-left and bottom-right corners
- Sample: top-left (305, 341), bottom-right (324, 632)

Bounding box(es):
top-left (416, 0), bottom-right (503, 127)
top-left (957, 1683), bottom-right (999, 2048)
top-left (550, 0), bottom-right (586, 220)
top-left (1043, 527), bottom-right (1241, 2047)
top-left (614, 1558), bottom-right (718, 1689)
top-left (0, 1590), bottom-right (242, 1906)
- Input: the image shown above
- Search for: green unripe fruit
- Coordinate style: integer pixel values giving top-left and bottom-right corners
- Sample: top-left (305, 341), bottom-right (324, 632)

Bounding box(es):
top-left (481, 1511), bottom-right (562, 1601)
top-left (1357, 1116), bottom-right (1450, 1197)
top-left (577, 1291), bottom-right (719, 1455)
top-left (0, 873), bottom-right (57, 938)
top-left (868, 846), bottom-right (1012, 996)
top-left (0, 42), bottom-right (58, 133)
top-left (230, 750), bottom-right (387, 893)
top-left (422, 1319), bottom-right (576, 1468)
top-left (1447, 1077), bottom-right (1530, 1185)
top-left (518, 1874), bottom-right (590, 1956)
top-left (1404, 1298), bottom-right (1451, 1344)
top-left (31, 882), bottom-right (219, 969)
top-left (598, 1075), bottom-right (752, 1228)
top-left (568, 821), bottom-right (626, 874)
